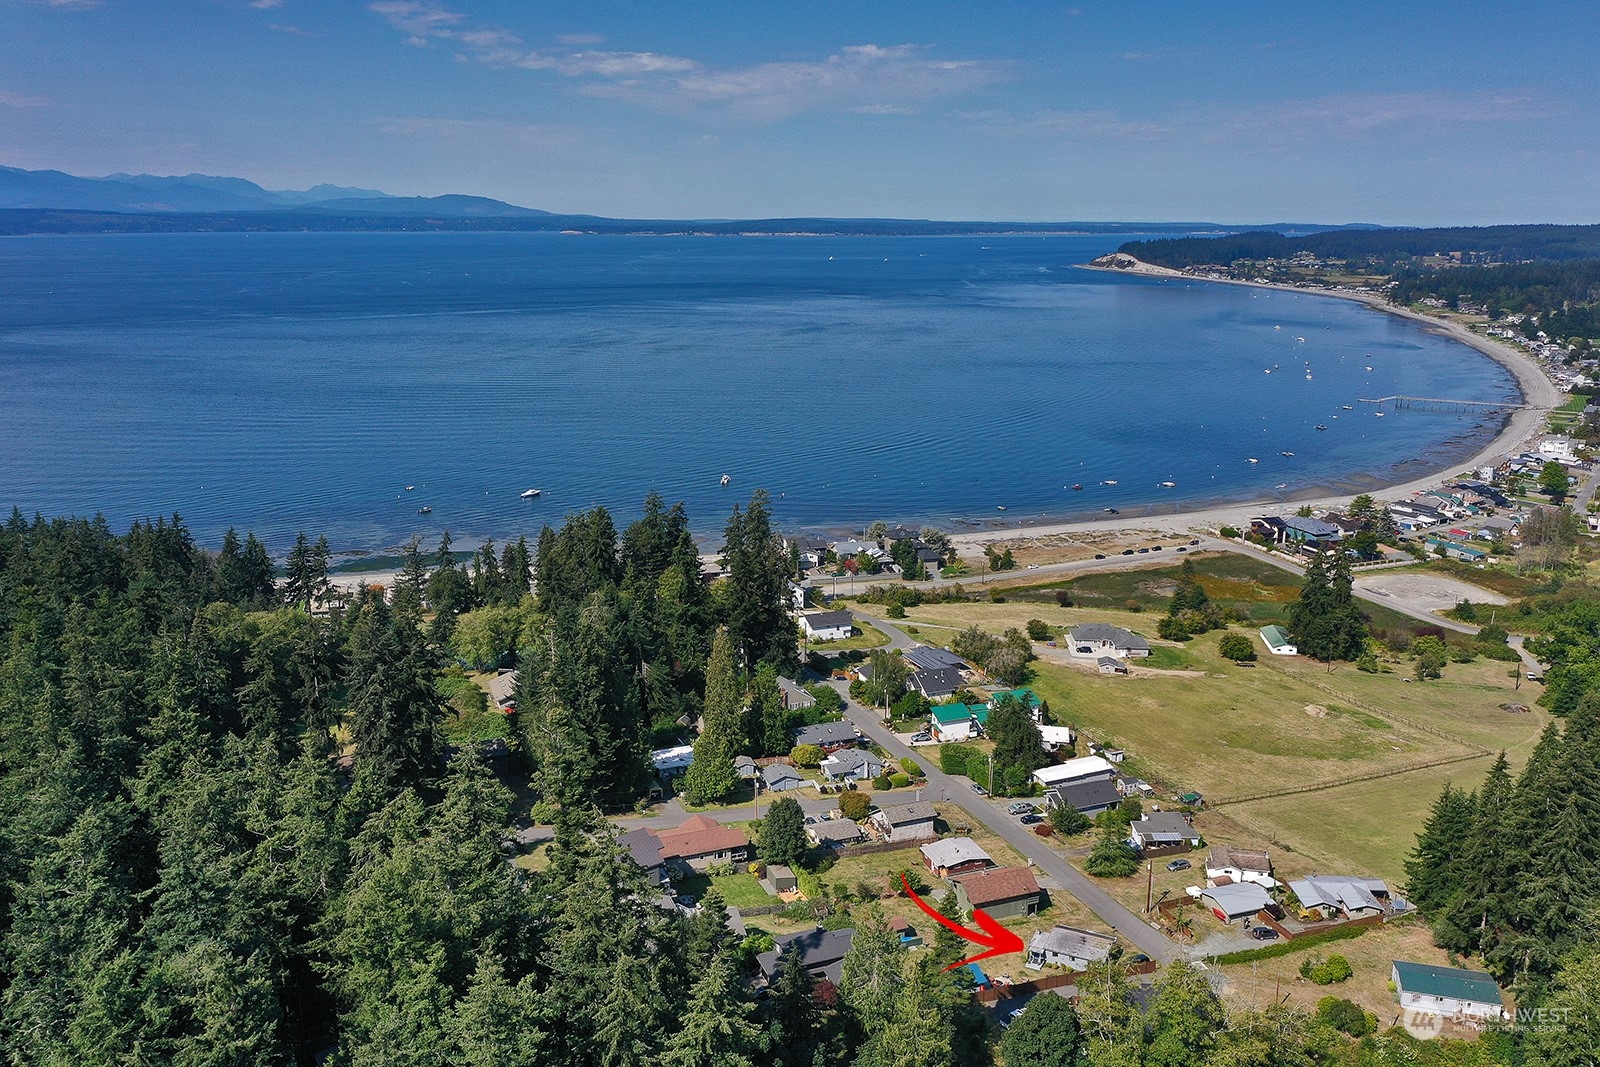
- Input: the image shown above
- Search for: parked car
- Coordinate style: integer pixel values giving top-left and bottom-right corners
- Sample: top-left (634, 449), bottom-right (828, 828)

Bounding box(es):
top-left (1166, 858), bottom-right (1192, 871)
top-left (1006, 802), bottom-right (1033, 815)
top-left (970, 783), bottom-right (989, 796)
top-left (1175, 546), bottom-right (1187, 552)
top-left (1121, 549), bottom-right (1135, 555)
top-left (1151, 545), bottom-right (1162, 551)
top-left (1188, 538), bottom-right (1200, 545)
top-left (1020, 814), bottom-right (1044, 825)
top-left (1137, 548), bottom-right (1149, 554)
top-left (1128, 953), bottom-right (1151, 964)
top-left (1094, 553), bottom-right (1106, 559)
top-left (911, 731), bottom-right (932, 742)
top-left (1250, 927), bottom-right (1280, 941)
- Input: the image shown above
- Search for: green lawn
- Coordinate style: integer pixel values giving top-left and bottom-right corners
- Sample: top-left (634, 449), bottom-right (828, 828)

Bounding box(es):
top-left (809, 620), bottom-right (891, 651)
top-left (896, 595), bottom-right (1550, 884)
top-left (676, 871), bottom-right (778, 910)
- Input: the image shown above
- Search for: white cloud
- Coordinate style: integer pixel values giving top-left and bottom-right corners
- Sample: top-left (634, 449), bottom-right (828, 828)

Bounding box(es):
top-left (955, 107), bottom-right (1171, 140)
top-left (853, 103), bottom-right (916, 116)
top-left (373, 115), bottom-right (579, 149)
top-left (249, 0), bottom-right (284, 9)
top-left (555, 33), bottom-right (604, 46)
top-left (270, 23), bottom-right (313, 36)
top-left (367, 5), bottom-right (1003, 121)
top-left (0, 90), bottom-right (50, 108)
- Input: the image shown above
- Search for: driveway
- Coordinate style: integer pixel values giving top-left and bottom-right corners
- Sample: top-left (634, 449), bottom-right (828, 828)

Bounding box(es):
top-left (831, 683), bottom-right (1179, 963)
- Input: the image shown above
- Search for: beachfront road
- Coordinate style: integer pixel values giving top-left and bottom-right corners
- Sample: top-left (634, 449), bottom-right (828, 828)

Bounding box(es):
top-left (832, 682), bottom-right (1180, 964)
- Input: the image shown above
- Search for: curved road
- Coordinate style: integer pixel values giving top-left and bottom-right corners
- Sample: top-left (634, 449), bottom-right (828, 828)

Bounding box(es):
top-left (830, 681), bottom-right (1180, 963)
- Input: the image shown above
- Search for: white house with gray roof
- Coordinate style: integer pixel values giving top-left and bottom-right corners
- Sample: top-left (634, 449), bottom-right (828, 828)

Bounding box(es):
top-left (1128, 813), bottom-right (1201, 852)
top-left (1067, 623), bottom-right (1151, 659)
top-left (1289, 876), bottom-right (1389, 919)
top-left (820, 747), bottom-right (885, 782)
top-left (800, 610), bottom-right (854, 641)
top-left (1026, 926), bottom-right (1117, 970)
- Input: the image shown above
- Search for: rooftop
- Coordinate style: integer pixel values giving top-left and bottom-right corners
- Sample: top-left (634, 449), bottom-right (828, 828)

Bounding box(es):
top-left (953, 866), bottom-right (1042, 907)
top-left (1392, 961), bottom-right (1504, 1006)
top-left (919, 837), bottom-right (994, 870)
top-left (1207, 846), bottom-right (1272, 873)
top-left (654, 815), bottom-right (750, 861)
top-left (875, 801), bottom-right (937, 826)
top-left (903, 645), bottom-right (965, 672)
top-left (1028, 925), bottom-right (1116, 962)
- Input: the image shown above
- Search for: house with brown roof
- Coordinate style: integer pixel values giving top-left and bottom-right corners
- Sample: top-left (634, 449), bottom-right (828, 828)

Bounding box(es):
top-left (1205, 846), bottom-right (1275, 887)
top-left (951, 866), bottom-right (1043, 921)
top-left (652, 815), bottom-right (752, 874)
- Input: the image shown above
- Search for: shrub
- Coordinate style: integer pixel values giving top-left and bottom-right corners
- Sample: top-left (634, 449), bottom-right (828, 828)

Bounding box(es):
top-left (872, 773), bottom-right (893, 790)
top-left (806, 685), bottom-right (845, 715)
top-left (884, 603), bottom-right (906, 619)
top-left (940, 744), bottom-right (978, 776)
top-left (838, 790), bottom-right (870, 821)
top-left (1124, 599), bottom-right (1143, 613)
top-left (1218, 632), bottom-right (1256, 661)
top-left (889, 773), bottom-right (911, 788)
top-left (1084, 825), bottom-right (1141, 877)
top-left (1157, 615), bottom-right (1190, 641)
top-left (1219, 526), bottom-right (1242, 539)
top-left (791, 744), bottom-right (824, 768)
top-left (1050, 805), bottom-right (1092, 836)
top-left (1316, 996), bottom-right (1375, 1036)
top-left (1026, 618), bottom-right (1052, 641)
top-left (1299, 953), bottom-right (1354, 985)
top-left (1053, 590), bottom-right (1074, 607)
top-left (899, 757), bottom-right (922, 777)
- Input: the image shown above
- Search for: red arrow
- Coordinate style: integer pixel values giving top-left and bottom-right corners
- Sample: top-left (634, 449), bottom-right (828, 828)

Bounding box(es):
top-left (900, 874), bottom-right (1025, 971)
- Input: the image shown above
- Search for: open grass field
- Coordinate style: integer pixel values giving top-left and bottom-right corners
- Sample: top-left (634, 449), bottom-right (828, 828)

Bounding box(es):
top-left (893, 592), bottom-right (1551, 886)
top-left (1217, 920), bottom-right (1472, 1025)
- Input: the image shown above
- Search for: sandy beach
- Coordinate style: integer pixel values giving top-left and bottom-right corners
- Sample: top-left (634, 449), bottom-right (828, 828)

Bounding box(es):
top-left (949, 257), bottom-right (1564, 551)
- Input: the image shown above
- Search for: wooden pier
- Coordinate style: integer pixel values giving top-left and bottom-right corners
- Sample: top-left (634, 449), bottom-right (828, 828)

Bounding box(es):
top-left (1357, 395), bottom-right (1527, 413)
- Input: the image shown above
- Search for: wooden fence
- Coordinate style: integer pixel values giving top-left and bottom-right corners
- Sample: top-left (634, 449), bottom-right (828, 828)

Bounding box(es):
top-left (973, 960), bottom-right (1159, 1007)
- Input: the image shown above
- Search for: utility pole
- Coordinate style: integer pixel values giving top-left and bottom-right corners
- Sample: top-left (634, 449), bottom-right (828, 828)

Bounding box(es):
top-left (1146, 861), bottom-right (1154, 913)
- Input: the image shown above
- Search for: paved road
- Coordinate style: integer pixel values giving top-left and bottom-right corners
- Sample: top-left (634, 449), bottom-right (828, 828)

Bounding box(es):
top-left (832, 683), bottom-right (1180, 963)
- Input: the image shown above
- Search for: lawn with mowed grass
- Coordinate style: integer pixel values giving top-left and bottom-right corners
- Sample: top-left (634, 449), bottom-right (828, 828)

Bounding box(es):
top-left (894, 593), bottom-right (1551, 885)
top-left (809, 620), bottom-right (891, 651)
top-left (1217, 920), bottom-right (1482, 1025)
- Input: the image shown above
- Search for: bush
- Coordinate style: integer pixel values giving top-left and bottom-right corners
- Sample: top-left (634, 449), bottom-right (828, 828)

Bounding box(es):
top-left (791, 744), bottom-right (824, 768)
top-left (1049, 805), bottom-right (1092, 836)
top-left (1219, 526), bottom-right (1242, 538)
top-left (884, 603), bottom-right (906, 618)
top-left (1299, 953), bottom-right (1353, 985)
top-left (838, 790), bottom-right (870, 821)
top-left (1053, 590), bottom-right (1074, 607)
top-left (889, 773), bottom-right (911, 788)
top-left (871, 773), bottom-right (893, 790)
top-left (1218, 633), bottom-right (1256, 661)
top-left (806, 685), bottom-right (845, 715)
top-left (1124, 599), bottom-right (1143, 613)
top-left (1316, 996), bottom-right (1375, 1036)
top-left (1084, 825), bottom-right (1141, 877)
top-left (899, 757), bottom-right (922, 777)
top-left (940, 744), bottom-right (978, 776)
top-left (1157, 615), bottom-right (1190, 641)
top-left (1026, 618), bottom-right (1052, 641)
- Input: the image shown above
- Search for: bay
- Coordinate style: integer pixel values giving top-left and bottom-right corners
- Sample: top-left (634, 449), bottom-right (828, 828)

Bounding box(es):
top-left (0, 231), bottom-right (1518, 553)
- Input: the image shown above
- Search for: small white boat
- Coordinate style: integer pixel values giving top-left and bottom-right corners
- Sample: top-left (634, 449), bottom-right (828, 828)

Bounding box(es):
top-left (720, 473), bottom-right (731, 486)
top-left (996, 505), bottom-right (1007, 511)
top-left (1305, 373), bottom-right (1313, 380)
top-left (1375, 411), bottom-right (1385, 417)
top-left (1247, 457), bottom-right (1259, 464)
top-left (417, 506), bottom-right (432, 514)
top-left (1280, 451), bottom-right (1295, 457)
top-left (1264, 368), bottom-right (1272, 374)
top-left (1274, 325), bottom-right (1281, 330)
top-left (405, 485), bottom-right (415, 491)
top-left (1296, 336), bottom-right (1306, 342)
top-left (1274, 483), bottom-right (1288, 489)
top-left (1341, 405), bottom-right (1354, 410)
top-left (520, 488), bottom-right (542, 499)
top-left (1364, 366), bottom-right (1373, 371)
top-left (1159, 481), bottom-right (1176, 488)
top-left (1101, 479), bottom-right (1118, 485)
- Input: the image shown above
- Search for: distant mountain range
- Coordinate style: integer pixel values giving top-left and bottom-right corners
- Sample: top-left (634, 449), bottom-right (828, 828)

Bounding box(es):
top-left (0, 163), bottom-right (1383, 236)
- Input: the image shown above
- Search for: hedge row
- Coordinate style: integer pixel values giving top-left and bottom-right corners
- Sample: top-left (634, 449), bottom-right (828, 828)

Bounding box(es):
top-left (1210, 923), bottom-right (1372, 965)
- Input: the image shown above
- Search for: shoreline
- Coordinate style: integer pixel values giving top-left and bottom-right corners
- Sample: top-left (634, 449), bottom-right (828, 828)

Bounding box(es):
top-left (942, 258), bottom-right (1563, 549)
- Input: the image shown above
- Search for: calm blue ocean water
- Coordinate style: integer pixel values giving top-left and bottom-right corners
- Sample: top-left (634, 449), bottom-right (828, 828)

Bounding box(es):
top-left (0, 231), bottom-right (1518, 554)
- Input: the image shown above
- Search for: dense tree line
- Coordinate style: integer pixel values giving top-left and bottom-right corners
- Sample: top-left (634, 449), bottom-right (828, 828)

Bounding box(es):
top-left (1120, 225), bottom-right (1600, 271)
top-left (1391, 259), bottom-right (1600, 341)
top-left (0, 491), bottom-right (802, 1062)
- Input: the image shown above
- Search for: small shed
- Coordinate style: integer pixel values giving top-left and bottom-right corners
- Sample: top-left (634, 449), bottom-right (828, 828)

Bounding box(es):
top-left (761, 864), bottom-right (798, 895)
top-left (1260, 625), bottom-right (1297, 656)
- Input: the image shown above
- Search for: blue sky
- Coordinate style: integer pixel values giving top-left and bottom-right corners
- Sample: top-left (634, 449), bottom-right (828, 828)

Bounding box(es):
top-left (3, 0), bottom-right (1596, 223)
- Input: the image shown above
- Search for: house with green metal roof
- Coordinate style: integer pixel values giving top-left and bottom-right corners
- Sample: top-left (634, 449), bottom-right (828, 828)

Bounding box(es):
top-left (1391, 961), bottom-right (1506, 1020)
top-left (930, 702), bottom-right (988, 743)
